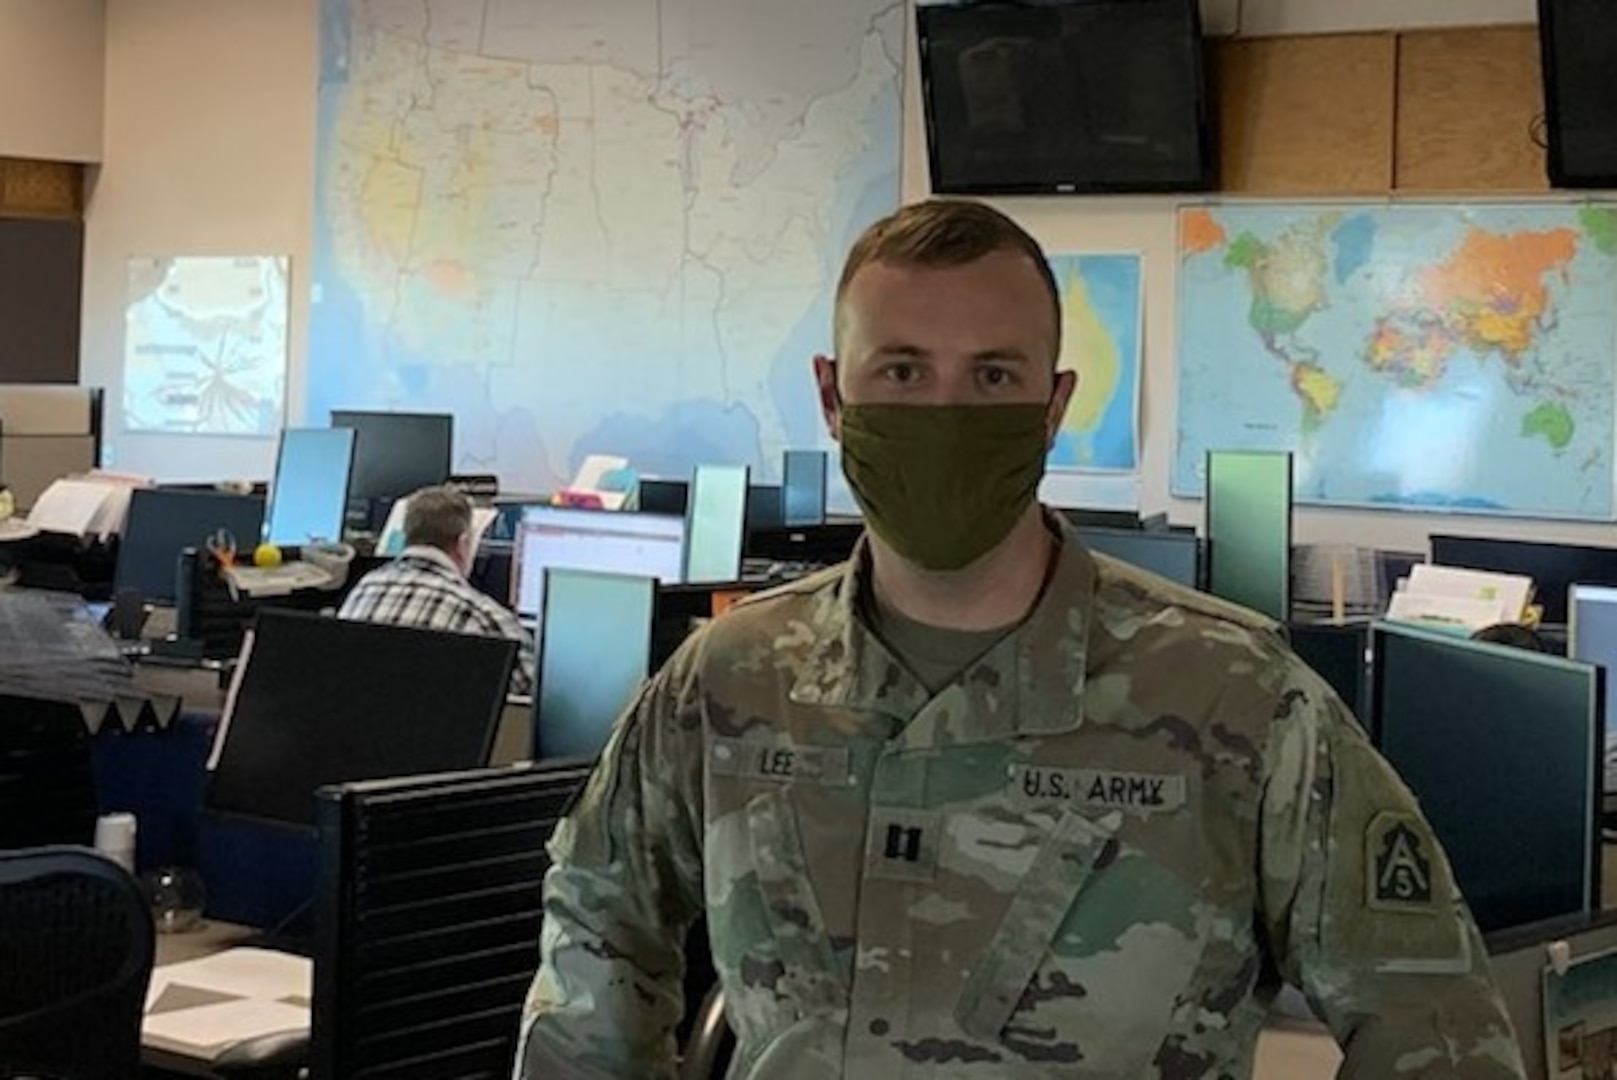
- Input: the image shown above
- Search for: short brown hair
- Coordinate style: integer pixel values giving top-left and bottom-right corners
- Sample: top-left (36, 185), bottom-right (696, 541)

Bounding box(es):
top-left (403, 485), bottom-right (471, 552)
top-left (833, 198), bottom-right (1061, 356)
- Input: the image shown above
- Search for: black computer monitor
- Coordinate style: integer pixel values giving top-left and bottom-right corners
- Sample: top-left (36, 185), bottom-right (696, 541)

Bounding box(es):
top-left (638, 477), bottom-right (689, 516)
top-left (115, 488), bottom-right (264, 604)
top-left (1078, 526), bottom-right (1200, 588)
top-left (511, 506), bottom-right (686, 619)
top-left (781, 449), bottom-right (828, 528)
top-left (1287, 622), bottom-right (1369, 732)
top-left (264, 427), bottom-right (356, 547)
top-left (1431, 534), bottom-right (1617, 626)
top-left (533, 568), bottom-right (655, 761)
top-left (1369, 621), bottom-right (1603, 933)
top-left (205, 610), bottom-right (517, 829)
top-left (745, 485), bottom-right (783, 533)
top-left (329, 410), bottom-right (453, 509)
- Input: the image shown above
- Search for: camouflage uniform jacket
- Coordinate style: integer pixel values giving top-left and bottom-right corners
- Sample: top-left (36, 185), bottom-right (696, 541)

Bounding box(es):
top-left (517, 518), bottom-right (1527, 1079)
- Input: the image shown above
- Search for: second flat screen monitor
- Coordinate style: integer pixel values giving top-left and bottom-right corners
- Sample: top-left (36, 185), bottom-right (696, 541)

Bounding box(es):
top-left (330, 410), bottom-right (453, 505)
top-left (685, 464), bottom-right (749, 584)
top-left (265, 427), bottom-right (355, 547)
top-left (206, 610), bottom-right (517, 829)
top-left (1205, 449), bottom-right (1292, 620)
top-left (1371, 621), bottom-right (1602, 933)
top-left (534, 568), bottom-right (656, 761)
top-left (512, 506), bottom-right (685, 618)
top-left (115, 488), bottom-right (265, 604)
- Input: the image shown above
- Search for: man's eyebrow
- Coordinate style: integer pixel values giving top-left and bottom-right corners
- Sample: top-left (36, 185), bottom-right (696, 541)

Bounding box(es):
top-left (870, 343), bottom-right (929, 359)
top-left (970, 349), bottom-right (1033, 364)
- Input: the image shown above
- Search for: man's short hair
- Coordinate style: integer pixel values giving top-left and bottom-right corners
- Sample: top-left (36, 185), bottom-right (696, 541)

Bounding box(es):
top-left (403, 485), bottom-right (471, 552)
top-left (833, 198), bottom-right (1061, 357)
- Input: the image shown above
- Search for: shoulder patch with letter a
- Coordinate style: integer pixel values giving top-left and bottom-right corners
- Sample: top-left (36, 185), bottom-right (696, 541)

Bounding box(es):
top-left (1366, 811), bottom-right (1436, 913)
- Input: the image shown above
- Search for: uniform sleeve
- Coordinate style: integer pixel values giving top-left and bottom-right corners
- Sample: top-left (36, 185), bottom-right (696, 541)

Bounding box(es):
top-left (513, 635), bottom-right (707, 1079)
top-left (1256, 669), bottom-right (1529, 1080)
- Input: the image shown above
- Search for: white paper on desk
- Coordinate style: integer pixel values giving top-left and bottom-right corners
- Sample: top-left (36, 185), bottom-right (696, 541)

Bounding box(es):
top-left (25, 479), bottom-right (115, 537)
top-left (143, 998), bottom-right (310, 1051)
top-left (1408, 563), bottom-right (1533, 620)
top-left (153, 946), bottom-right (313, 1000)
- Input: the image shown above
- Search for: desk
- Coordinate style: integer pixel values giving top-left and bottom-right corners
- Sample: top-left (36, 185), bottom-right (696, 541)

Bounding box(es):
top-left (144, 920), bottom-right (311, 1077)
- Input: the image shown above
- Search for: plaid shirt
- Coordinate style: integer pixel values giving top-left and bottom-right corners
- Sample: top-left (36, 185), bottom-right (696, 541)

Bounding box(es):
top-left (338, 545), bottom-right (535, 695)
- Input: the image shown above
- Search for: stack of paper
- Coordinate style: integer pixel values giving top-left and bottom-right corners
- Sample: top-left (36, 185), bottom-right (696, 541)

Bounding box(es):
top-left (1384, 563), bottom-right (1535, 634)
top-left (555, 453), bottom-right (634, 511)
top-left (26, 474), bottom-right (149, 540)
top-left (143, 947), bottom-right (311, 1056)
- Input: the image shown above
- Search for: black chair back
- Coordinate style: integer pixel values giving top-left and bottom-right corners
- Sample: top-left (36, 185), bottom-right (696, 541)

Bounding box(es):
top-left (0, 694), bottom-right (97, 850)
top-left (0, 845), bottom-right (155, 1080)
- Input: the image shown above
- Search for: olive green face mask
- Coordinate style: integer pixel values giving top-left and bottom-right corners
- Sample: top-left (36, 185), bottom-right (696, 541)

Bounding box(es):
top-left (839, 402), bottom-right (1050, 571)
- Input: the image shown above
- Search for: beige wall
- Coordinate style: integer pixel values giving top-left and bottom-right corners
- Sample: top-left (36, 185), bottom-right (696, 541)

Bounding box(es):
top-left (0, 0), bottom-right (104, 162)
top-left (78, 0), bottom-right (1616, 553)
top-left (81, 0), bottom-right (316, 482)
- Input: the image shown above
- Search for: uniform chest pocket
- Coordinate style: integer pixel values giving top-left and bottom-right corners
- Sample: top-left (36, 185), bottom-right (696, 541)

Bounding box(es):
top-left (956, 808), bottom-right (1207, 1076)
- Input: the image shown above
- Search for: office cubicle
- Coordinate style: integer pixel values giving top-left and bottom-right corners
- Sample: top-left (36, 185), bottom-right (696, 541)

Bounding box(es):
top-left (0, 385), bottom-right (102, 511)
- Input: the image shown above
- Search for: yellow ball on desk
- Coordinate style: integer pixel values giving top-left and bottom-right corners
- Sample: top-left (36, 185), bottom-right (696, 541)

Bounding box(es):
top-left (253, 543), bottom-right (284, 568)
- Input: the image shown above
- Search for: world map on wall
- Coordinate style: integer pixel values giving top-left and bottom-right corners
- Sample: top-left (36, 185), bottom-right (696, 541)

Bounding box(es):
top-left (306, 0), bottom-right (904, 496)
top-left (1173, 204), bottom-right (1617, 520)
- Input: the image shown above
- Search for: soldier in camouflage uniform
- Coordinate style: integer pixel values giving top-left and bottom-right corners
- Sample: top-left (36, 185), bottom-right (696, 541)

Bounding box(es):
top-left (516, 199), bottom-right (1528, 1078)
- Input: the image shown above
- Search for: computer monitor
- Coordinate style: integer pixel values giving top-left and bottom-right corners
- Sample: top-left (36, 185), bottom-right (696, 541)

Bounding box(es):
top-left (114, 488), bottom-right (264, 604)
top-left (329, 409), bottom-right (453, 509)
top-left (638, 477), bottom-right (689, 516)
top-left (1205, 449), bottom-right (1292, 620)
top-left (1078, 526), bottom-right (1200, 588)
top-left (1287, 622), bottom-right (1369, 732)
top-left (511, 506), bottom-right (685, 618)
top-left (533, 568), bottom-right (656, 761)
top-left (782, 449), bottom-right (828, 528)
top-left (746, 485), bottom-right (784, 533)
top-left (205, 610), bottom-right (517, 829)
top-left (684, 464), bottom-right (749, 584)
top-left (1569, 584), bottom-right (1617, 800)
top-left (1431, 534), bottom-right (1617, 626)
top-left (1369, 621), bottom-right (1602, 933)
top-left (264, 427), bottom-right (355, 547)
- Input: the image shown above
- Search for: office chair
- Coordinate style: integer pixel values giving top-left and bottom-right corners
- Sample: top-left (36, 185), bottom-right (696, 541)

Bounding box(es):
top-left (0, 845), bottom-right (155, 1080)
top-left (0, 693), bottom-right (98, 850)
top-left (678, 983), bottom-right (736, 1080)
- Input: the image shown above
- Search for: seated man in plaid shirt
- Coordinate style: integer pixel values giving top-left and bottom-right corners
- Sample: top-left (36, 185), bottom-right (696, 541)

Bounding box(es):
top-left (339, 484), bottom-right (535, 695)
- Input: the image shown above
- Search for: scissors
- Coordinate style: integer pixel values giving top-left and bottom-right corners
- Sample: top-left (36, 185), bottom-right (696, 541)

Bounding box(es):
top-left (205, 528), bottom-right (239, 568)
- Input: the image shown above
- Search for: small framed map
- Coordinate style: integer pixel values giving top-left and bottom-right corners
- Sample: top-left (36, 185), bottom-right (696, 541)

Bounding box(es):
top-left (123, 255), bottom-right (291, 436)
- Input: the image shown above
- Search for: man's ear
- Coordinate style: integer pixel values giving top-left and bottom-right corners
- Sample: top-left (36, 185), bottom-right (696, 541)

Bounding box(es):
top-left (1045, 369), bottom-right (1078, 449)
top-left (813, 355), bottom-right (842, 440)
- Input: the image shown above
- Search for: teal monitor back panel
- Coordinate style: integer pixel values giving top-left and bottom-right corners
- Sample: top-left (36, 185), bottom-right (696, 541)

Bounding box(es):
top-left (684, 463), bottom-right (749, 584)
top-left (534, 567), bottom-right (656, 761)
top-left (1205, 449), bottom-right (1292, 620)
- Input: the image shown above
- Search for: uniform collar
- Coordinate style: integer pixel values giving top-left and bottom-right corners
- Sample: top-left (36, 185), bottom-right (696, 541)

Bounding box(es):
top-left (787, 512), bottom-right (1095, 746)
